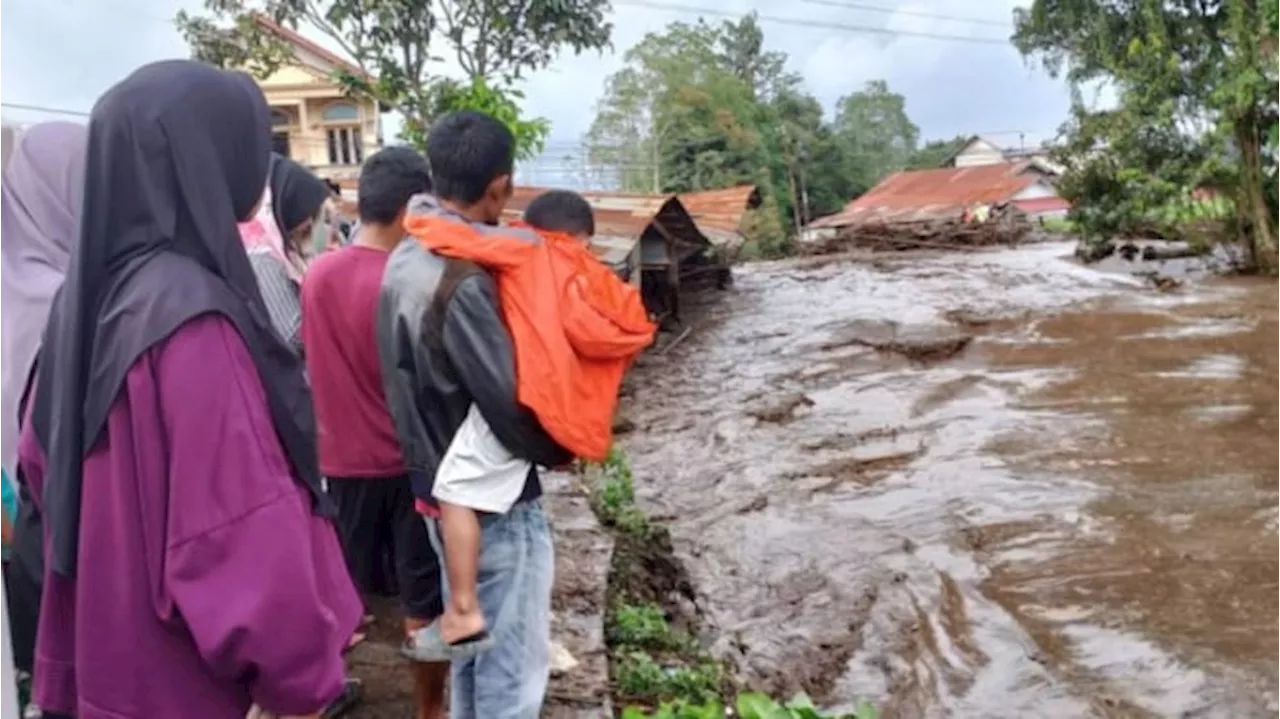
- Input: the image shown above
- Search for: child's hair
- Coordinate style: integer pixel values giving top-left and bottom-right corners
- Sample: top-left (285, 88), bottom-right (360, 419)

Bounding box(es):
top-left (425, 111), bottom-right (515, 205)
top-left (523, 190), bottom-right (595, 238)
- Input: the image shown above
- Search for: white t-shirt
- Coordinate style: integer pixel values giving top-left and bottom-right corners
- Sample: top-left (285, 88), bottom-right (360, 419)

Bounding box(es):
top-left (432, 404), bottom-right (532, 513)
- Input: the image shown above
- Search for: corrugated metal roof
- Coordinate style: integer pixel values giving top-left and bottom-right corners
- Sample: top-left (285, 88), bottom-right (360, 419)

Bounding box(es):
top-left (677, 185), bottom-right (759, 232)
top-left (809, 162), bottom-right (1046, 228)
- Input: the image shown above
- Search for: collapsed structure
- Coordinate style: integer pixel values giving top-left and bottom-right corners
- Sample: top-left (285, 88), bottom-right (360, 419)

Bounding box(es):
top-left (800, 161), bottom-right (1065, 253)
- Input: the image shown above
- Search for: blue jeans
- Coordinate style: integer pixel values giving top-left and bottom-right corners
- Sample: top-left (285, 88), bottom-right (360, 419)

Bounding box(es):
top-left (425, 500), bottom-right (554, 719)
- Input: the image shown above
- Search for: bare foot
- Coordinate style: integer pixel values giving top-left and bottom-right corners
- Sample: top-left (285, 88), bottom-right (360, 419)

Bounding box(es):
top-left (437, 606), bottom-right (487, 646)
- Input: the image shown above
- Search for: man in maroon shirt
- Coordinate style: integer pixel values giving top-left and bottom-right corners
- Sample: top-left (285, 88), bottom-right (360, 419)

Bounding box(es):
top-left (300, 146), bottom-right (446, 719)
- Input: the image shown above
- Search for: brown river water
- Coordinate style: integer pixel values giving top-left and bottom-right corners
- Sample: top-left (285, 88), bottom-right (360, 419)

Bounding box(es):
top-left (618, 242), bottom-right (1278, 718)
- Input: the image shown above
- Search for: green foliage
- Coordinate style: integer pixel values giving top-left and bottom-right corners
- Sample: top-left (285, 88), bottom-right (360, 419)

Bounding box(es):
top-left (621, 692), bottom-right (879, 719)
top-left (587, 15), bottom-right (921, 249)
top-left (907, 136), bottom-right (969, 170)
top-left (423, 78), bottom-right (549, 161)
top-left (176, 0), bottom-right (610, 156)
top-left (616, 651), bottom-right (723, 706)
top-left (1013, 0), bottom-right (1279, 271)
top-left (831, 80), bottom-right (920, 193)
top-left (590, 448), bottom-right (650, 536)
top-left (609, 603), bottom-right (690, 651)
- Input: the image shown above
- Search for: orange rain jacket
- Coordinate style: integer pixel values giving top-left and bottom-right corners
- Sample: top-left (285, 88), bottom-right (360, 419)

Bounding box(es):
top-left (406, 213), bottom-right (657, 462)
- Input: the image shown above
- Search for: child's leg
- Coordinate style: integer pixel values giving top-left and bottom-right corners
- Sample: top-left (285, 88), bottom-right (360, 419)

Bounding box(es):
top-left (437, 500), bottom-right (488, 644)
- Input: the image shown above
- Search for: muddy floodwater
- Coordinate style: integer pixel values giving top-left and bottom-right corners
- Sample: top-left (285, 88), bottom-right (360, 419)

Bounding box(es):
top-left (619, 243), bottom-right (1278, 718)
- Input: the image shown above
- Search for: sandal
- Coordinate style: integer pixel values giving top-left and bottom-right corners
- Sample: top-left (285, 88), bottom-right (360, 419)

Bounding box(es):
top-left (400, 621), bottom-right (494, 662)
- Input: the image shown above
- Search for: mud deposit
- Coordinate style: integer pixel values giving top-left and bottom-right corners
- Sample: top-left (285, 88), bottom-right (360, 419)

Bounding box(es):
top-left (619, 243), bottom-right (1278, 718)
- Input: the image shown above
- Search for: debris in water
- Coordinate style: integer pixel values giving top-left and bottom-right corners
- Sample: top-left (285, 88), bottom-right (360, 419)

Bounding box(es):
top-left (822, 320), bottom-right (972, 362)
top-left (801, 203), bottom-right (1033, 256)
top-left (745, 391), bottom-right (815, 423)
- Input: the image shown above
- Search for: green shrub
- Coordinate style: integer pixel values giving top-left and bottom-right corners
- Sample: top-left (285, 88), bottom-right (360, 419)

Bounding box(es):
top-left (621, 691), bottom-right (879, 719)
top-left (590, 448), bottom-right (651, 536)
top-left (615, 651), bottom-right (722, 705)
top-left (609, 603), bottom-right (692, 651)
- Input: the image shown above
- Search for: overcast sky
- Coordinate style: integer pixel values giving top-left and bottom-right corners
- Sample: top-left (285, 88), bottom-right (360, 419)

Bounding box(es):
top-left (1, 0), bottom-right (1074, 185)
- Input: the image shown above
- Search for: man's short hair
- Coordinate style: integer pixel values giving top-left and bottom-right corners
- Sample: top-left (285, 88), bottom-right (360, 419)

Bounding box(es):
top-left (425, 111), bottom-right (515, 205)
top-left (357, 146), bottom-right (432, 224)
top-left (523, 190), bottom-right (595, 237)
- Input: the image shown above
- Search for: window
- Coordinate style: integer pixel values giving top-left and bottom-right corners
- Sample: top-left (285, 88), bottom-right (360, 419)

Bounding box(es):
top-left (322, 102), bottom-right (363, 166)
top-left (327, 127), bottom-right (363, 166)
top-left (270, 109), bottom-right (292, 129)
top-left (322, 103), bottom-right (360, 122)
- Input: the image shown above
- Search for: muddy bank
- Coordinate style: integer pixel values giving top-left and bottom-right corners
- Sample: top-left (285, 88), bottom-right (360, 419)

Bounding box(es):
top-left (618, 242), bottom-right (1278, 717)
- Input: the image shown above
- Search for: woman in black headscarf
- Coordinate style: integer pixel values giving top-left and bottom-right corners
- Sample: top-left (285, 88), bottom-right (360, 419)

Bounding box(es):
top-left (239, 155), bottom-right (334, 354)
top-left (18, 60), bottom-right (361, 719)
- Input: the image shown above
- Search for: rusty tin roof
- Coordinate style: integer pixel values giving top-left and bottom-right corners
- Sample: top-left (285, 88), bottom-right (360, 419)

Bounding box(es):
top-left (810, 162), bottom-right (1048, 228)
top-left (507, 184), bottom-right (756, 252)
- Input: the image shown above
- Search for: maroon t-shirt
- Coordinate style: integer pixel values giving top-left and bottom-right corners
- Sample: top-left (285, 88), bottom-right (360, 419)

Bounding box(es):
top-left (301, 245), bottom-right (405, 478)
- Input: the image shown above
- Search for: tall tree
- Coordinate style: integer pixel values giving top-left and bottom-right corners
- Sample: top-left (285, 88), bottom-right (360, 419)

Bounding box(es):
top-left (1014, 0), bottom-right (1278, 271)
top-left (175, 0), bottom-right (612, 156)
top-left (587, 18), bottom-right (924, 254)
top-left (585, 20), bottom-right (758, 194)
top-left (831, 80), bottom-right (920, 193)
top-left (907, 136), bottom-right (969, 169)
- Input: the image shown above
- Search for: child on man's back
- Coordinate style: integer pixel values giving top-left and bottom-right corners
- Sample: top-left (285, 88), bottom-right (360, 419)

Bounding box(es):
top-left (405, 187), bottom-right (655, 659)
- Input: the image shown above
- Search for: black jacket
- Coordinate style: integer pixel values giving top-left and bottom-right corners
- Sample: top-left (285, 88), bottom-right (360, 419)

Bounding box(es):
top-left (376, 197), bottom-right (569, 506)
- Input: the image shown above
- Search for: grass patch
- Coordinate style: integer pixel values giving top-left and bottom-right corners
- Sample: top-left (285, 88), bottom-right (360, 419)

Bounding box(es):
top-left (586, 449), bottom-right (880, 718)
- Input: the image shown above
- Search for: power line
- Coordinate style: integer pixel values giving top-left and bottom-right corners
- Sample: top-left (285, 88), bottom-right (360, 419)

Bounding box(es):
top-left (100, 0), bottom-right (1013, 48)
top-left (610, 0), bottom-right (1011, 44)
top-left (0, 102), bottom-right (89, 117)
top-left (796, 0), bottom-right (1012, 27)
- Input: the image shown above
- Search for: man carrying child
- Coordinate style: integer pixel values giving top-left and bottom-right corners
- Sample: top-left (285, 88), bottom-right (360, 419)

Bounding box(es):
top-left (378, 112), bottom-right (568, 718)
top-left (378, 110), bottom-right (653, 718)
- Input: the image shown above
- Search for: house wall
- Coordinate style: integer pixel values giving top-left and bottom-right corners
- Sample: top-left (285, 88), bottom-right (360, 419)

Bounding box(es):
top-left (797, 226), bottom-right (838, 244)
top-left (255, 63), bottom-right (382, 182)
top-left (1010, 179), bottom-right (1058, 201)
top-left (952, 138), bottom-right (1007, 167)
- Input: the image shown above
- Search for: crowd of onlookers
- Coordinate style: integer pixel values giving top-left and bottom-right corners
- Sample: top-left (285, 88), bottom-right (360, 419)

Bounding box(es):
top-left (1, 58), bottom-right (652, 719)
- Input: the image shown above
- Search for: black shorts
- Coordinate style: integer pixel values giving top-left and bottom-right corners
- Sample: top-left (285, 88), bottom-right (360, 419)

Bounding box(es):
top-left (327, 474), bottom-right (442, 620)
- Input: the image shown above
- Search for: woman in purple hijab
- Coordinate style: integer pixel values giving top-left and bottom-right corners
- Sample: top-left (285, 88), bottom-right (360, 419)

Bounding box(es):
top-left (18, 60), bottom-right (361, 718)
top-left (0, 120), bottom-right (86, 693)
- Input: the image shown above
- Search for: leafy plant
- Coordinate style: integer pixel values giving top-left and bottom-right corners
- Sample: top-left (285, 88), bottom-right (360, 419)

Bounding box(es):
top-left (176, 0), bottom-right (609, 156)
top-left (590, 448), bottom-right (650, 536)
top-left (615, 651), bottom-right (722, 706)
top-left (609, 603), bottom-right (691, 650)
top-left (621, 692), bottom-right (879, 719)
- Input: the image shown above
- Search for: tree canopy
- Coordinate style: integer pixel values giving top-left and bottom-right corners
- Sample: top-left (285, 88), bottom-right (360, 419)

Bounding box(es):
top-left (1013, 0), bottom-right (1279, 271)
top-left (585, 12), bottom-right (927, 256)
top-left (176, 0), bottom-right (612, 157)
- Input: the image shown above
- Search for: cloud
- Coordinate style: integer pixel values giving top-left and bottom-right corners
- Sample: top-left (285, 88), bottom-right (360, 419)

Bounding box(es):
top-left (2, 0), bottom-right (1075, 176)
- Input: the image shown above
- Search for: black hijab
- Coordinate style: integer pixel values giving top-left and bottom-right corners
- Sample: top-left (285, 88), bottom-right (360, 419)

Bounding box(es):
top-left (268, 154), bottom-right (332, 240)
top-left (31, 60), bottom-right (333, 579)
